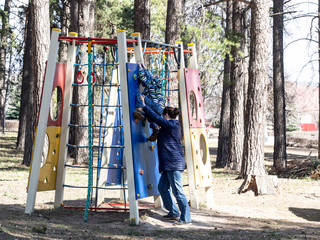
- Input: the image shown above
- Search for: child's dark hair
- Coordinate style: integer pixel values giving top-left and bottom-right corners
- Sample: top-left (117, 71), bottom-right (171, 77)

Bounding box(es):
top-left (163, 107), bottom-right (180, 119)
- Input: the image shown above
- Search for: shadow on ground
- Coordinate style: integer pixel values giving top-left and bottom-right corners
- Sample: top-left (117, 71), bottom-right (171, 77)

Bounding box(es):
top-left (289, 207), bottom-right (320, 222)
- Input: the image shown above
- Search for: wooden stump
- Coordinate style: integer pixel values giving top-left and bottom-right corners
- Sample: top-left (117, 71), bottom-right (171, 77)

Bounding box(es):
top-left (238, 175), bottom-right (279, 196)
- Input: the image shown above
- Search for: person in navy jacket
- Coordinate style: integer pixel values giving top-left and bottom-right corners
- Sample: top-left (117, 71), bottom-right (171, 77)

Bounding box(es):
top-left (136, 94), bottom-right (191, 224)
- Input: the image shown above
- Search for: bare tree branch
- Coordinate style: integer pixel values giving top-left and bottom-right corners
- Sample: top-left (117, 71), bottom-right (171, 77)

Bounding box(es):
top-left (198, 0), bottom-right (250, 10)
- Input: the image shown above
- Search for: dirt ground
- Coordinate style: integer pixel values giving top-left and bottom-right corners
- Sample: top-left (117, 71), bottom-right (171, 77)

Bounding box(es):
top-left (1, 131), bottom-right (320, 239)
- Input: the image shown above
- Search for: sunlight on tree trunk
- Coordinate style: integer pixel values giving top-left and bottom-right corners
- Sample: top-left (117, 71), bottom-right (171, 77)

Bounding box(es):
top-left (273, 0), bottom-right (287, 171)
top-left (227, 0), bottom-right (248, 171)
top-left (165, 0), bottom-right (183, 44)
top-left (69, 0), bottom-right (95, 164)
top-left (239, 0), bottom-right (278, 195)
top-left (216, 0), bottom-right (232, 168)
top-left (22, 0), bottom-right (50, 166)
top-left (134, 0), bottom-right (150, 40)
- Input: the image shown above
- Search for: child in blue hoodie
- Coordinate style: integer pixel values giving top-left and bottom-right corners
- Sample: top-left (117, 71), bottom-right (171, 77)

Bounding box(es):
top-left (133, 63), bottom-right (165, 141)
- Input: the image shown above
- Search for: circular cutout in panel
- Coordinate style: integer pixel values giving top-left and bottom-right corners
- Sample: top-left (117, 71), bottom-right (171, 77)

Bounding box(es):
top-left (41, 133), bottom-right (49, 168)
top-left (199, 133), bottom-right (207, 165)
top-left (50, 86), bottom-right (63, 121)
top-left (189, 91), bottom-right (197, 121)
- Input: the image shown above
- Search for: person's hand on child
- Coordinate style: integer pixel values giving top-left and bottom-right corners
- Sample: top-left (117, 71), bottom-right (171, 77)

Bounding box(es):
top-left (139, 94), bottom-right (145, 105)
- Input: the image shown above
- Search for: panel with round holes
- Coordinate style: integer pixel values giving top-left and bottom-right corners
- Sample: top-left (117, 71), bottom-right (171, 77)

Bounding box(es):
top-left (28, 63), bottom-right (67, 192)
top-left (37, 126), bottom-right (61, 191)
top-left (47, 63), bottom-right (66, 127)
top-left (184, 68), bottom-right (206, 128)
top-left (190, 128), bottom-right (213, 188)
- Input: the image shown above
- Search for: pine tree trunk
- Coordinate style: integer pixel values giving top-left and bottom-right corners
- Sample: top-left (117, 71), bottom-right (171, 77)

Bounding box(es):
top-left (165, 0), bottom-right (183, 44)
top-left (59, 1), bottom-right (70, 62)
top-left (216, 1), bottom-right (232, 168)
top-left (318, 0), bottom-right (320, 160)
top-left (227, 1), bottom-right (248, 171)
top-left (69, 0), bottom-right (94, 164)
top-left (17, 4), bottom-right (32, 151)
top-left (134, 0), bottom-right (150, 40)
top-left (22, 0), bottom-right (50, 166)
top-left (0, 0), bottom-right (12, 134)
top-left (273, 0), bottom-right (287, 171)
top-left (240, 0), bottom-right (270, 179)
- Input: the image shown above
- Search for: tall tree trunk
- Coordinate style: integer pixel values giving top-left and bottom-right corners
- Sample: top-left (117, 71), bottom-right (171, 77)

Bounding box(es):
top-left (134, 0), bottom-right (150, 40)
top-left (216, 1), bottom-right (232, 168)
top-left (165, 0), bottom-right (183, 44)
top-left (22, 0), bottom-right (50, 166)
top-left (273, 0), bottom-right (287, 171)
top-left (59, 0), bottom-right (70, 62)
top-left (241, 0), bottom-right (269, 178)
top-left (17, 4), bottom-right (32, 150)
top-left (318, 0), bottom-right (320, 160)
top-left (227, 0), bottom-right (248, 171)
top-left (0, 0), bottom-right (12, 134)
top-left (69, 0), bottom-right (95, 164)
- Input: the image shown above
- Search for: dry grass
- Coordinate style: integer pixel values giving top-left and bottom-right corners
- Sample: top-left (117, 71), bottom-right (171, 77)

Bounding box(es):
top-left (1, 131), bottom-right (320, 239)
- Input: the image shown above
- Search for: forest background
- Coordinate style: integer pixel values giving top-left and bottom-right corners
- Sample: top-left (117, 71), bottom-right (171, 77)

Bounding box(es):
top-left (0, 0), bottom-right (320, 208)
top-left (1, 0), bottom-right (320, 239)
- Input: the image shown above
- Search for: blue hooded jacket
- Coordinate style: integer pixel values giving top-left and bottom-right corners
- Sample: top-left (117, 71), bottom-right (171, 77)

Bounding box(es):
top-left (143, 105), bottom-right (185, 173)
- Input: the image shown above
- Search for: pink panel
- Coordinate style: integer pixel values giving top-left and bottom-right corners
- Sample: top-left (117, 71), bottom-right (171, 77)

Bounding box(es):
top-left (184, 68), bottom-right (206, 128)
top-left (47, 63), bottom-right (67, 127)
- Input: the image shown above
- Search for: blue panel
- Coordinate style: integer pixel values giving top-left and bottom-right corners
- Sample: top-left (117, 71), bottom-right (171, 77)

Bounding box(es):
top-left (106, 101), bottom-right (124, 185)
top-left (126, 63), bottom-right (161, 199)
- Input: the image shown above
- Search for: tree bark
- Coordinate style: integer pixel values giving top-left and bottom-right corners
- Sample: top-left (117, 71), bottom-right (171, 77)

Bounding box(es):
top-left (17, 4), bottom-right (32, 150)
top-left (273, 0), bottom-right (287, 171)
top-left (227, 0), bottom-right (248, 171)
top-left (69, 0), bottom-right (94, 164)
top-left (165, 0), bottom-right (183, 44)
top-left (216, 1), bottom-right (232, 168)
top-left (59, 0), bottom-right (70, 62)
top-left (134, 0), bottom-right (150, 40)
top-left (0, 0), bottom-right (12, 134)
top-left (240, 0), bottom-right (270, 179)
top-left (22, 0), bottom-right (50, 166)
top-left (318, 0), bottom-right (320, 160)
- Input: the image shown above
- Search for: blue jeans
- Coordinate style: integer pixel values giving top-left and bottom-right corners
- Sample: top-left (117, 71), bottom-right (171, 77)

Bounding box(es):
top-left (136, 93), bottom-right (164, 129)
top-left (158, 171), bottom-right (191, 222)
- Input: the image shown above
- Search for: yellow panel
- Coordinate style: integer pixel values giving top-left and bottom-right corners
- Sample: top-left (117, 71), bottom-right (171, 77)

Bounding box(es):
top-left (37, 126), bottom-right (61, 191)
top-left (27, 126), bottom-right (61, 192)
top-left (190, 128), bottom-right (213, 188)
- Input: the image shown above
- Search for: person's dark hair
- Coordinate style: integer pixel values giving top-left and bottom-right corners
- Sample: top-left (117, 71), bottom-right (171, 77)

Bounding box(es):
top-left (163, 107), bottom-right (180, 119)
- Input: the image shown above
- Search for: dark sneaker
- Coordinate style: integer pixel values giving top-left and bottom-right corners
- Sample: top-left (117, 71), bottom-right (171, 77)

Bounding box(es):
top-left (148, 128), bottom-right (160, 142)
top-left (133, 110), bottom-right (146, 121)
top-left (163, 214), bottom-right (179, 220)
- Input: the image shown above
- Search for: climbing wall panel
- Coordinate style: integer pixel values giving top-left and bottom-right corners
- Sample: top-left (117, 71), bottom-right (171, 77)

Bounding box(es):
top-left (28, 62), bottom-right (67, 192)
top-left (184, 68), bottom-right (205, 128)
top-left (185, 68), bottom-right (213, 189)
top-left (190, 128), bottom-right (212, 188)
top-left (127, 63), bottom-right (161, 199)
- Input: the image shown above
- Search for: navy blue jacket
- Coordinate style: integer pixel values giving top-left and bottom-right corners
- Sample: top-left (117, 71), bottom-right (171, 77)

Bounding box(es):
top-left (143, 105), bottom-right (185, 173)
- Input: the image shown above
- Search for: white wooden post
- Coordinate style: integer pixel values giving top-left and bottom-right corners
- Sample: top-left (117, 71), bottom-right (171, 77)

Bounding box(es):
top-left (176, 41), bottom-right (199, 209)
top-left (54, 32), bottom-right (77, 208)
top-left (25, 28), bottom-right (61, 214)
top-left (187, 43), bottom-right (198, 69)
top-left (117, 30), bottom-right (139, 225)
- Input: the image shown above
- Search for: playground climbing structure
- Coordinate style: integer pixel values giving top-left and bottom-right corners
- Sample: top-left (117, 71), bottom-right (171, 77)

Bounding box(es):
top-left (25, 29), bottom-right (214, 225)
